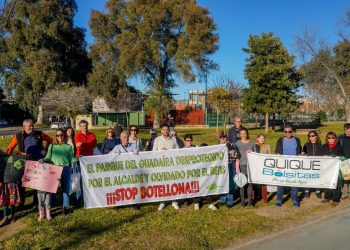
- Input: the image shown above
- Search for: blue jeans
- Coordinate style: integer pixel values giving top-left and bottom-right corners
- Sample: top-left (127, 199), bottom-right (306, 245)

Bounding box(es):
top-left (61, 166), bottom-right (82, 208)
top-left (277, 186), bottom-right (298, 203)
top-left (220, 163), bottom-right (235, 206)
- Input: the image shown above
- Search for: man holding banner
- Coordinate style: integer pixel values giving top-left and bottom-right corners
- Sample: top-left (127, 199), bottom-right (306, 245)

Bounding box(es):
top-left (153, 124), bottom-right (180, 210)
top-left (275, 125), bottom-right (302, 207)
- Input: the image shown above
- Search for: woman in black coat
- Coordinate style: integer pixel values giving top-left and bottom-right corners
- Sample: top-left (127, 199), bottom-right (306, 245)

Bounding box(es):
top-left (320, 131), bottom-right (344, 206)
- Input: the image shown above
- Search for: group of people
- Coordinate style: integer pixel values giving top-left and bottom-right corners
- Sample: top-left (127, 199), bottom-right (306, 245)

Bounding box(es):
top-left (221, 117), bottom-right (350, 209)
top-left (0, 117), bottom-right (349, 226)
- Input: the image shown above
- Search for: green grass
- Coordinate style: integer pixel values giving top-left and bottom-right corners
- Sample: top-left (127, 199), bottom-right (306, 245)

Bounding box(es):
top-left (0, 123), bottom-right (346, 249)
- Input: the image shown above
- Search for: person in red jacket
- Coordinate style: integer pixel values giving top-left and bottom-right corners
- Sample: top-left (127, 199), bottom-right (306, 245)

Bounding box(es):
top-left (74, 120), bottom-right (97, 157)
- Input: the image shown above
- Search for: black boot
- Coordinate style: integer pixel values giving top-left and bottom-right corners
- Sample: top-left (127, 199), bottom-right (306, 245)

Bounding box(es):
top-left (62, 207), bottom-right (68, 216)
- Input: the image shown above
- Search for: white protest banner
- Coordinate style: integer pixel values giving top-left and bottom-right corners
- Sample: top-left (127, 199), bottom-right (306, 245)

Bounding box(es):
top-left (340, 159), bottom-right (350, 181)
top-left (247, 152), bottom-right (340, 189)
top-left (79, 144), bottom-right (228, 209)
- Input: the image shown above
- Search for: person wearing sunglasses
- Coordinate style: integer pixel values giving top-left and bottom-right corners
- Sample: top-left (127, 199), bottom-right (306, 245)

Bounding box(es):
top-left (218, 131), bottom-right (239, 208)
top-left (101, 128), bottom-right (120, 154)
top-left (42, 129), bottom-right (76, 219)
top-left (302, 130), bottom-right (323, 199)
top-left (339, 123), bottom-right (350, 200)
top-left (275, 125), bottom-right (302, 207)
top-left (321, 132), bottom-right (344, 206)
top-left (128, 125), bottom-right (143, 151)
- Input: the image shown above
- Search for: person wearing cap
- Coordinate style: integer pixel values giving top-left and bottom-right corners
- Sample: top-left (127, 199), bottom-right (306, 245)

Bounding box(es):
top-left (218, 131), bottom-right (239, 208)
top-left (145, 128), bottom-right (158, 151)
top-left (170, 129), bottom-right (184, 148)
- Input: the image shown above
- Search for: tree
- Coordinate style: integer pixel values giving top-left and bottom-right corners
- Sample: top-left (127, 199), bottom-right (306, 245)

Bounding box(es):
top-left (109, 85), bottom-right (142, 127)
top-left (89, 0), bottom-right (219, 128)
top-left (0, 0), bottom-right (91, 121)
top-left (143, 86), bottom-right (174, 128)
top-left (295, 27), bottom-right (350, 122)
top-left (243, 32), bottom-right (301, 133)
top-left (40, 86), bottom-right (92, 127)
top-left (208, 86), bottom-right (236, 131)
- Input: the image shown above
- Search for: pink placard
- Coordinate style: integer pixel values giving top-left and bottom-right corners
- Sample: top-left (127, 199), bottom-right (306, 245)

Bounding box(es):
top-left (22, 161), bottom-right (63, 193)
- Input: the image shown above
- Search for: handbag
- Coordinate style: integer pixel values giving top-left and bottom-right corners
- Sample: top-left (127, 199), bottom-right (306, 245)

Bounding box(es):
top-left (69, 161), bottom-right (81, 195)
top-left (234, 172), bottom-right (248, 188)
top-left (3, 154), bottom-right (28, 183)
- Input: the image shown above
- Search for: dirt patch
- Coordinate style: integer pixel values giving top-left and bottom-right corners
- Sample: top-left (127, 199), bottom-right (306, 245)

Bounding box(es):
top-left (0, 220), bottom-right (25, 241)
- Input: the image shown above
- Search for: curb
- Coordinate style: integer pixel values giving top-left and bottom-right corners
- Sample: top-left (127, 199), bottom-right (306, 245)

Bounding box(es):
top-left (226, 204), bottom-right (350, 250)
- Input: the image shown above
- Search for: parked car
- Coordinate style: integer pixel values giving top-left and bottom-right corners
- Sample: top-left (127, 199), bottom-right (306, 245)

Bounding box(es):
top-left (0, 119), bottom-right (9, 127)
top-left (51, 122), bottom-right (59, 130)
top-left (51, 121), bottom-right (70, 130)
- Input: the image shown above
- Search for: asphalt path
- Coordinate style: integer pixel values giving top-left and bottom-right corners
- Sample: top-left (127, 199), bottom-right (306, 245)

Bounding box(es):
top-left (234, 207), bottom-right (350, 250)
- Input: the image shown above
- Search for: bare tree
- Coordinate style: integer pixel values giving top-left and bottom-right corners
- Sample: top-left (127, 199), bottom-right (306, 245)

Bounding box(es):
top-left (295, 27), bottom-right (350, 122)
top-left (41, 86), bottom-right (92, 127)
top-left (110, 86), bottom-right (142, 127)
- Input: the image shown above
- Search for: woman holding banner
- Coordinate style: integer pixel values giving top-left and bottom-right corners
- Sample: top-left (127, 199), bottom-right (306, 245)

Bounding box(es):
top-left (321, 132), bottom-right (344, 206)
top-left (302, 130), bottom-right (323, 199)
top-left (236, 128), bottom-right (256, 207)
top-left (42, 129), bottom-right (76, 219)
top-left (255, 134), bottom-right (272, 203)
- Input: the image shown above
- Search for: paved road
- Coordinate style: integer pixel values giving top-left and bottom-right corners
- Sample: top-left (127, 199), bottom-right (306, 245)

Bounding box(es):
top-left (236, 209), bottom-right (350, 250)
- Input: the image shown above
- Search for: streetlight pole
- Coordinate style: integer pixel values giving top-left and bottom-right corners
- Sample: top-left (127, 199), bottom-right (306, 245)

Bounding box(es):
top-left (205, 72), bottom-right (208, 126)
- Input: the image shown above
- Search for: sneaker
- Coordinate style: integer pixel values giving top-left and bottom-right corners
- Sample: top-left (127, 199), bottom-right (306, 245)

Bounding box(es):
top-left (331, 201), bottom-right (339, 207)
top-left (10, 215), bottom-right (16, 223)
top-left (275, 200), bottom-right (282, 207)
top-left (194, 203), bottom-right (200, 210)
top-left (208, 204), bottom-right (218, 210)
top-left (172, 202), bottom-right (179, 210)
top-left (321, 199), bottom-right (330, 203)
top-left (158, 203), bottom-right (165, 211)
top-left (293, 201), bottom-right (300, 208)
top-left (0, 216), bottom-right (9, 227)
top-left (62, 207), bottom-right (68, 216)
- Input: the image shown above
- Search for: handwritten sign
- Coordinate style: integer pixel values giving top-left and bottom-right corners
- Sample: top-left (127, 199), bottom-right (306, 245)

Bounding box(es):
top-left (22, 161), bottom-right (63, 193)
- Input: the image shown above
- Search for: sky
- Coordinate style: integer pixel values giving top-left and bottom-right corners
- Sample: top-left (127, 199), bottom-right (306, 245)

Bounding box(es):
top-left (74, 0), bottom-right (350, 100)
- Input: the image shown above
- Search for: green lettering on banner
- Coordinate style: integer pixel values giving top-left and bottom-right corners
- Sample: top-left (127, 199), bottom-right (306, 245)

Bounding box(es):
top-left (210, 166), bottom-right (226, 176)
top-left (96, 161), bottom-right (124, 172)
top-left (88, 178), bottom-right (103, 188)
top-left (87, 164), bottom-right (95, 173)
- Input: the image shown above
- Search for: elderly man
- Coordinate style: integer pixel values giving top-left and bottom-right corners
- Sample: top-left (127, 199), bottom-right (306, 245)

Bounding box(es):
top-left (7, 119), bottom-right (53, 210)
top-left (109, 131), bottom-right (137, 154)
top-left (228, 116), bottom-right (244, 144)
top-left (153, 124), bottom-right (179, 210)
top-left (170, 129), bottom-right (184, 148)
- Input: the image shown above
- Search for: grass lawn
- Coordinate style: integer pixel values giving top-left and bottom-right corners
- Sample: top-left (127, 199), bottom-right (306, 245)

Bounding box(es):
top-left (0, 123), bottom-right (346, 249)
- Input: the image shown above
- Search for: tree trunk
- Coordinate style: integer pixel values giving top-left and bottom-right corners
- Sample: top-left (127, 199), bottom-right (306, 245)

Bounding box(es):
top-left (223, 115), bottom-right (227, 132)
top-left (272, 113), bottom-right (276, 132)
top-left (346, 101), bottom-right (350, 122)
top-left (69, 116), bottom-right (75, 129)
top-left (265, 112), bottom-right (269, 134)
top-left (153, 112), bottom-right (160, 129)
top-left (36, 105), bottom-right (43, 124)
top-left (255, 113), bottom-right (258, 128)
top-left (216, 108), bottom-right (219, 132)
top-left (125, 112), bottom-right (129, 127)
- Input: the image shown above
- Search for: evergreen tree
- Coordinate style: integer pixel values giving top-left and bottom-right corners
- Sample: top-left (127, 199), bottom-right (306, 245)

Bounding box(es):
top-left (89, 0), bottom-right (219, 127)
top-left (243, 32), bottom-right (301, 133)
top-left (0, 0), bottom-right (91, 119)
